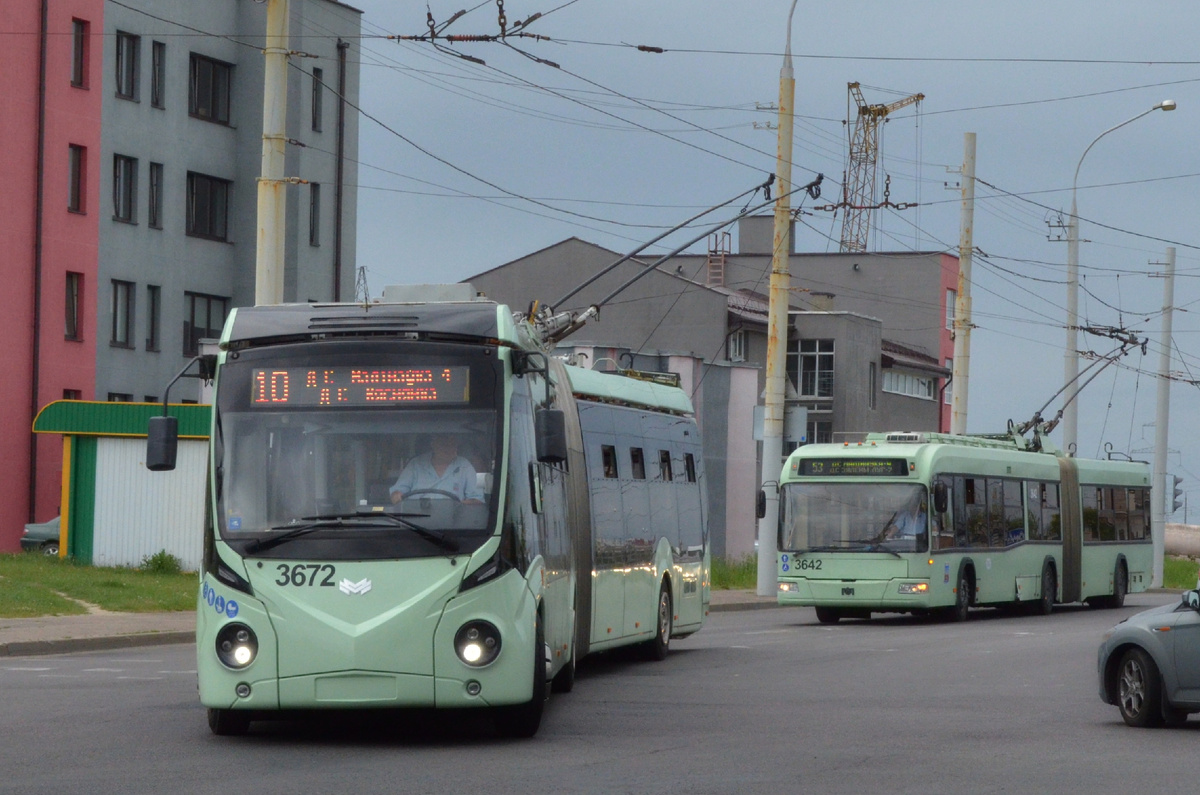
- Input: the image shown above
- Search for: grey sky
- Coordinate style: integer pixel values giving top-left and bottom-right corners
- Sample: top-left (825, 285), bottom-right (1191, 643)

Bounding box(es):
top-left (342, 1), bottom-right (1200, 510)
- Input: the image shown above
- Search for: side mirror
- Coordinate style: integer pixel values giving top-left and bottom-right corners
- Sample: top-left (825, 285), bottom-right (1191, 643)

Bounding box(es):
top-left (535, 408), bottom-right (567, 463)
top-left (1184, 591), bottom-right (1200, 612)
top-left (756, 489), bottom-right (767, 519)
top-left (146, 415), bottom-right (178, 471)
top-left (933, 480), bottom-right (948, 514)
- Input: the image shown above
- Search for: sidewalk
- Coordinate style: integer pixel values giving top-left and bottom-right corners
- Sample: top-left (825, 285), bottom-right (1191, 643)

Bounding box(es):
top-left (0, 590), bottom-right (780, 658)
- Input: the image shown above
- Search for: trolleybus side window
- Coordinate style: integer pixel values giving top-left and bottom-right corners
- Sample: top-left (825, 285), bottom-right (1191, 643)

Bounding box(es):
top-left (1082, 487), bottom-right (1100, 541)
top-left (506, 376), bottom-right (542, 568)
top-left (1001, 479), bottom-right (1025, 546)
top-left (933, 474), bottom-right (954, 550)
top-left (958, 476), bottom-right (987, 547)
top-left (1129, 488), bottom-right (1150, 540)
top-left (1097, 487), bottom-right (1118, 542)
top-left (1027, 481), bottom-right (1061, 541)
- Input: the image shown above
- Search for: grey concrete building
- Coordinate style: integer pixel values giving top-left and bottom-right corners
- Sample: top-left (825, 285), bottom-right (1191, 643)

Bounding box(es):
top-left (466, 219), bottom-right (959, 558)
top-left (97, 0), bottom-right (360, 403)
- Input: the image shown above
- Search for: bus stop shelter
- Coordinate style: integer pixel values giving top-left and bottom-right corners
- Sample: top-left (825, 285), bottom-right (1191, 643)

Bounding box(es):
top-left (32, 401), bottom-right (209, 569)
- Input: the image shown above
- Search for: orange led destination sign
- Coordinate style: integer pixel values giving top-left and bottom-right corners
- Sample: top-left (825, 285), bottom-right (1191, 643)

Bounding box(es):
top-left (796, 458), bottom-right (909, 477)
top-left (251, 366), bottom-right (470, 407)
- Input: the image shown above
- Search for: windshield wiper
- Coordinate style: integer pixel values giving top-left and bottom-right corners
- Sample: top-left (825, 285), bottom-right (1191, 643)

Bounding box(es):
top-left (243, 512), bottom-right (459, 555)
top-left (803, 539), bottom-right (901, 559)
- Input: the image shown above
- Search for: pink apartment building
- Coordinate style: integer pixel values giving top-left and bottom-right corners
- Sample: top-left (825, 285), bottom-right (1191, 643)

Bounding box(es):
top-left (2, 1), bottom-right (103, 550)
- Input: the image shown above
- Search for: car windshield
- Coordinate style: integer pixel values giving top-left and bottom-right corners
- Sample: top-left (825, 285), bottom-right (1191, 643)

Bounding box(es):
top-left (214, 342), bottom-right (502, 560)
top-left (779, 482), bottom-right (929, 554)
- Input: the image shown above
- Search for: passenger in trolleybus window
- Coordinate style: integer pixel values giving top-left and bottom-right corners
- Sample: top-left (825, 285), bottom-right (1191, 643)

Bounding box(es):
top-left (389, 432), bottom-right (485, 504)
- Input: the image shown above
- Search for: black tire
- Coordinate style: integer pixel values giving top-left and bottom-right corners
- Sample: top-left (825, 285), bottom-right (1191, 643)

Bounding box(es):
top-left (814, 607), bottom-right (842, 625)
top-left (207, 707), bottom-right (250, 736)
top-left (1037, 565), bottom-right (1056, 616)
top-left (1117, 647), bottom-right (1164, 728)
top-left (643, 581), bottom-right (672, 661)
top-left (550, 643), bottom-right (575, 694)
top-left (1106, 563), bottom-right (1128, 609)
top-left (42, 542), bottom-right (59, 557)
top-left (494, 615), bottom-right (547, 739)
top-left (947, 569), bottom-right (971, 622)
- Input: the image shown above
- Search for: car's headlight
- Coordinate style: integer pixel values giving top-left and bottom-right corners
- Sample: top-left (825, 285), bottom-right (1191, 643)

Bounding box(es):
top-left (454, 621), bottom-right (501, 667)
top-left (897, 582), bottom-right (929, 595)
top-left (215, 623), bottom-right (258, 669)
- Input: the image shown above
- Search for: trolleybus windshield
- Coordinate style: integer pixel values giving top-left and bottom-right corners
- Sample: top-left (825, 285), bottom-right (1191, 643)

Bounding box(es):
top-left (213, 342), bottom-right (502, 560)
top-left (780, 482), bottom-right (929, 554)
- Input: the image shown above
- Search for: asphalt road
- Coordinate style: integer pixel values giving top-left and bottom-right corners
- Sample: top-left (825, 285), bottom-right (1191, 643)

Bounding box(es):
top-left (4, 593), bottom-right (1197, 794)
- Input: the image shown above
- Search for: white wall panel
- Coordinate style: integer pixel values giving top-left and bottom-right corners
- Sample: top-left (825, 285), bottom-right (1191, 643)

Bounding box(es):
top-left (92, 438), bottom-right (206, 570)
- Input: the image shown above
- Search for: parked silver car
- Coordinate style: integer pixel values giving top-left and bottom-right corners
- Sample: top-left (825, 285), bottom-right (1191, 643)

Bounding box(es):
top-left (1098, 590), bottom-right (1200, 727)
top-left (20, 516), bottom-right (60, 556)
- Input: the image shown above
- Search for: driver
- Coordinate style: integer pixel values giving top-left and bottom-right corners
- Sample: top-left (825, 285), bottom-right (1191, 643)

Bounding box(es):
top-left (389, 433), bottom-right (484, 505)
top-left (883, 497), bottom-right (927, 540)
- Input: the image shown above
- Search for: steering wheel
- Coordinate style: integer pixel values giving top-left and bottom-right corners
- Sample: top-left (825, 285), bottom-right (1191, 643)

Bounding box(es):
top-left (402, 488), bottom-right (461, 502)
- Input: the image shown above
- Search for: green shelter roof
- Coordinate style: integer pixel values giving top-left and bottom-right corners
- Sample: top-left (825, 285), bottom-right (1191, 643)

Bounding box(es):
top-left (33, 401), bottom-right (211, 439)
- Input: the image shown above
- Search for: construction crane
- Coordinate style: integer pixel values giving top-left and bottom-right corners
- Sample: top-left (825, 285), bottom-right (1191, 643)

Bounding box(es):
top-left (838, 82), bottom-right (924, 253)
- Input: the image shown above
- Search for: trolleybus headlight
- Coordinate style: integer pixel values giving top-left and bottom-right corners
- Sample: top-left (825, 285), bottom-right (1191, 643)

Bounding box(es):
top-left (778, 582), bottom-right (797, 593)
top-left (216, 623), bottom-right (258, 669)
top-left (454, 621), bottom-right (501, 667)
top-left (897, 583), bottom-right (929, 595)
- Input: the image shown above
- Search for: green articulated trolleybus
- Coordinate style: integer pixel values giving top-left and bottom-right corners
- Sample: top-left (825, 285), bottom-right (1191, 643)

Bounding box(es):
top-left (775, 429), bottom-right (1151, 623)
top-left (147, 284), bottom-right (709, 737)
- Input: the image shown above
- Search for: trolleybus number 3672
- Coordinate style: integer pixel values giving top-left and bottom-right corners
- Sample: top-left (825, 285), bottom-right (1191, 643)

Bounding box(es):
top-left (275, 564), bottom-right (337, 587)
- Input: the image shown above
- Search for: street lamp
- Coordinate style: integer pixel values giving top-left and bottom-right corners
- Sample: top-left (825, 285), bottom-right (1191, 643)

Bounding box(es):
top-left (756, 0), bottom-right (799, 596)
top-left (1062, 99), bottom-right (1175, 454)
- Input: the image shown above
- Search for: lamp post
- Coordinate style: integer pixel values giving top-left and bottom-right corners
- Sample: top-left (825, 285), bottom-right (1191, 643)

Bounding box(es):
top-left (756, 0), bottom-right (799, 596)
top-left (1062, 99), bottom-right (1175, 454)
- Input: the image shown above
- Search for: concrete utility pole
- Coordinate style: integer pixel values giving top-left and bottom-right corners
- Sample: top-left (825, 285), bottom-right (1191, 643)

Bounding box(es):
top-left (1151, 246), bottom-right (1175, 588)
top-left (756, 0), bottom-right (799, 597)
top-left (256, 0), bottom-right (290, 306)
top-left (950, 133), bottom-right (975, 435)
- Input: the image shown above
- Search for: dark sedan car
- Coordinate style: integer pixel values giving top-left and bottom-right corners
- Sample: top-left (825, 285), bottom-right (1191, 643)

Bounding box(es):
top-left (20, 516), bottom-right (60, 556)
top-left (1098, 590), bottom-right (1200, 727)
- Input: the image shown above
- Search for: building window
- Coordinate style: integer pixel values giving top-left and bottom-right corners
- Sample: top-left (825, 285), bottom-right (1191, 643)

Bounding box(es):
top-left (630, 447), bottom-right (646, 479)
top-left (108, 392), bottom-right (133, 402)
top-left (788, 338), bottom-right (834, 398)
top-left (111, 280), bottom-right (134, 348)
top-left (309, 182), bottom-right (321, 246)
top-left (946, 289), bottom-right (956, 331)
top-left (71, 19), bottom-right (89, 88)
top-left (727, 329), bottom-right (746, 362)
top-left (806, 420), bottom-right (833, 444)
top-left (65, 272), bottom-right (83, 340)
top-left (184, 291), bottom-right (228, 356)
top-left (151, 41), bottom-right (166, 108)
top-left (684, 453), bottom-right (696, 483)
top-left (944, 359), bottom-right (953, 405)
top-left (868, 361), bottom-right (877, 410)
top-left (189, 53), bottom-right (231, 124)
top-left (148, 162), bottom-right (163, 229)
top-left (186, 172), bottom-right (229, 240)
top-left (113, 155), bottom-right (137, 223)
top-left (882, 370), bottom-right (935, 400)
top-left (146, 285), bottom-right (161, 351)
top-left (311, 67), bottom-right (323, 131)
top-left (115, 31), bottom-right (139, 100)
top-left (68, 144), bottom-right (85, 212)
top-left (659, 450), bottom-right (673, 481)
top-left (600, 444), bottom-right (618, 478)
top-left (63, 389), bottom-right (82, 400)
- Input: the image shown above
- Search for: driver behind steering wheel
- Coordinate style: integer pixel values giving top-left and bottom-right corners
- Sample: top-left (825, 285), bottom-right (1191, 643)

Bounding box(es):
top-left (389, 433), bottom-right (484, 505)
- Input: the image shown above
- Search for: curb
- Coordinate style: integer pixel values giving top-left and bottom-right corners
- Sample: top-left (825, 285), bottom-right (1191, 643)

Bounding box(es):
top-left (0, 630), bottom-right (194, 658)
top-left (709, 600), bottom-right (784, 613)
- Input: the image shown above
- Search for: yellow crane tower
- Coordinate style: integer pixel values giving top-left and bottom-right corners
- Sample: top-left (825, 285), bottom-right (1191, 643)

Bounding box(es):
top-left (839, 82), bottom-right (924, 253)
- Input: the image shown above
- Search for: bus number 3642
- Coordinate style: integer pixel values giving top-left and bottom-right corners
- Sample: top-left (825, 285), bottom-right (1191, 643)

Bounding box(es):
top-left (797, 559), bottom-right (822, 571)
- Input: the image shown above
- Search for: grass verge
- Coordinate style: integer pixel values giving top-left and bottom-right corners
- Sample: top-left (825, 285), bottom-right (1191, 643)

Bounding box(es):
top-left (0, 553), bottom-right (196, 618)
top-left (1164, 555), bottom-right (1198, 591)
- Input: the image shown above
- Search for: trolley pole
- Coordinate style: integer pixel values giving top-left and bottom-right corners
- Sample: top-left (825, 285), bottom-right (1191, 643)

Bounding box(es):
top-left (756, 0), bottom-right (798, 596)
top-left (950, 133), bottom-right (975, 435)
top-left (1151, 246), bottom-right (1175, 587)
top-left (256, 0), bottom-right (290, 306)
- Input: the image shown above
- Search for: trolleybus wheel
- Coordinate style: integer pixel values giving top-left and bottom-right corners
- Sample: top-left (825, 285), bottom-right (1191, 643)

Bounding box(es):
top-left (948, 569), bottom-right (971, 622)
top-left (1117, 647), bottom-right (1163, 728)
top-left (1103, 563), bottom-right (1128, 609)
top-left (551, 643), bottom-right (575, 693)
top-left (814, 607), bottom-right (842, 625)
top-left (1037, 565), bottom-right (1056, 616)
top-left (494, 615), bottom-right (547, 739)
top-left (207, 707), bottom-right (250, 736)
top-left (643, 581), bottom-right (672, 661)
